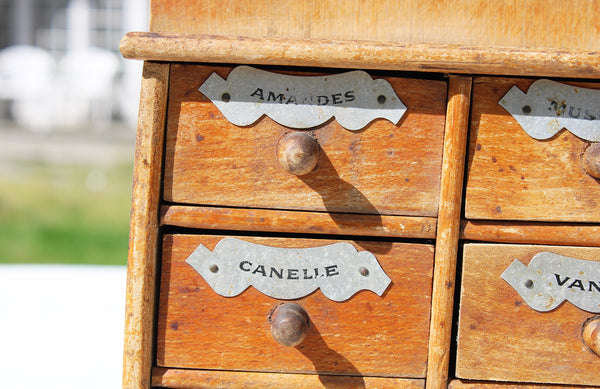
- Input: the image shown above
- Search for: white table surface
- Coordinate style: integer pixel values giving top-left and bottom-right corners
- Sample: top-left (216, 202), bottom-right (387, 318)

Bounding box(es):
top-left (0, 264), bottom-right (126, 388)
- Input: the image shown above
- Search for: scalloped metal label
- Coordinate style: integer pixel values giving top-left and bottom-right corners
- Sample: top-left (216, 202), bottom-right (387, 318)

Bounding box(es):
top-left (198, 66), bottom-right (406, 131)
top-left (501, 252), bottom-right (600, 313)
top-left (185, 238), bottom-right (391, 302)
top-left (499, 79), bottom-right (600, 142)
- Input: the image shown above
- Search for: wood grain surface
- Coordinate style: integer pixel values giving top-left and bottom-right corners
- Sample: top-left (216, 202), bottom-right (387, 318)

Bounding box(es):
top-left (161, 205), bottom-right (437, 239)
top-left (123, 62), bottom-right (169, 389)
top-left (149, 0), bottom-right (600, 51)
top-left (426, 76), bottom-right (472, 389)
top-left (449, 379), bottom-right (599, 389)
top-left (156, 234), bottom-right (434, 378)
top-left (465, 77), bottom-right (600, 223)
top-left (120, 33), bottom-right (600, 79)
top-left (461, 220), bottom-right (600, 247)
top-left (163, 64), bottom-right (446, 217)
top-left (152, 367), bottom-right (426, 388)
top-left (456, 244), bottom-right (600, 385)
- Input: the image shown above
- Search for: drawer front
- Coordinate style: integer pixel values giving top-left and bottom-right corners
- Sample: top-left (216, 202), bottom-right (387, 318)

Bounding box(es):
top-left (157, 234), bottom-right (434, 378)
top-left (465, 77), bottom-right (600, 222)
top-left (456, 244), bottom-right (600, 385)
top-left (163, 64), bottom-right (447, 217)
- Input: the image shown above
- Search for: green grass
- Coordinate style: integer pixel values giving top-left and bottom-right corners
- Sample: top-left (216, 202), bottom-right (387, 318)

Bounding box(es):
top-left (0, 161), bottom-right (133, 265)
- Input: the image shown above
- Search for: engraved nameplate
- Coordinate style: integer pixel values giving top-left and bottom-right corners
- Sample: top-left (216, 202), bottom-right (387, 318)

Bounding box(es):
top-left (501, 252), bottom-right (600, 313)
top-left (185, 238), bottom-right (392, 302)
top-left (198, 65), bottom-right (406, 131)
top-left (499, 79), bottom-right (600, 142)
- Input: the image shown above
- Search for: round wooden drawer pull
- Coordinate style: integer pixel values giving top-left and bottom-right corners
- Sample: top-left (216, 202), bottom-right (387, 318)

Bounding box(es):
top-left (583, 316), bottom-right (600, 356)
top-left (583, 143), bottom-right (600, 179)
top-left (277, 132), bottom-right (320, 175)
top-left (269, 303), bottom-right (309, 347)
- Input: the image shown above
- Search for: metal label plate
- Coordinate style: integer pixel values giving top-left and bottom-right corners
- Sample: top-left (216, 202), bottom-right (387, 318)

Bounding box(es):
top-left (198, 66), bottom-right (406, 131)
top-left (499, 79), bottom-right (600, 142)
top-left (501, 252), bottom-right (600, 313)
top-left (185, 238), bottom-right (392, 302)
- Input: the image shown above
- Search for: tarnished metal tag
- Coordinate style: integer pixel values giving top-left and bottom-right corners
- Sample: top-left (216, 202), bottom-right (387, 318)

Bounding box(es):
top-left (501, 252), bottom-right (600, 313)
top-left (198, 66), bottom-right (406, 131)
top-left (185, 238), bottom-right (391, 302)
top-left (499, 79), bottom-right (600, 142)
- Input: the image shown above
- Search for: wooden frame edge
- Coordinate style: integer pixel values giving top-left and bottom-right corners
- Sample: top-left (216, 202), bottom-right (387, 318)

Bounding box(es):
top-left (120, 32), bottom-right (600, 79)
top-left (448, 378), bottom-right (600, 388)
top-left (122, 61), bottom-right (170, 389)
top-left (460, 220), bottom-right (600, 247)
top-left (426, 75), bottom-right (473, 389)
top-left (160, 205), bottom-right (437, 239)
top-left (152, 367), bottom-right (426, 389)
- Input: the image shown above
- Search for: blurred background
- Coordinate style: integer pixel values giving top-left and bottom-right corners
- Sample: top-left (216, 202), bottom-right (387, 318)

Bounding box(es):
top-left (0, 0), bottom-right (148, 387)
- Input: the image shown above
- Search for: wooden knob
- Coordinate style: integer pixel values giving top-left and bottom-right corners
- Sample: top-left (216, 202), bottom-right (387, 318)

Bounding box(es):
top-left (269, 303), bottom-right (309, 347)
top-left (583, 143), bottom-right (600, 179)
top-left (277, 132), bottom-right (319, 175)
top-left (583, 316), bottom-right (600, 356)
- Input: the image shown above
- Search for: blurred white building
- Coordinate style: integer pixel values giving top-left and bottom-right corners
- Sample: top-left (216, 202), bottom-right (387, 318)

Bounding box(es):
top-left (0, 0), bottom-right (148, 131)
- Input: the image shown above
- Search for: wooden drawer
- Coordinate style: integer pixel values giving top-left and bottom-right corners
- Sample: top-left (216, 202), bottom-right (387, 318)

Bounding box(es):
top-left (156, 234), bottom-right (434, 378)
top-left (465, 77), bottom-right (600, 223)
top-left (456, 244), bottom-right (600, 385)
top-left (163, 64), bottom-right (448, 217)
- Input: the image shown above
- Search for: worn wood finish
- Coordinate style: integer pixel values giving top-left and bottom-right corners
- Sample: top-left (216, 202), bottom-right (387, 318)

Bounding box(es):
top-left (466, 77), bottom-right (600, 223)
top-left (277, 132), bottom-right (320, 175)
top-left (583, 317), bottom-right (600, 357)
top-left (149, 0), bottom-right (600, 51)
top-left (152, 367), bottom-right (425, 389)
top-left (120, 33), bottom-right (600, 79)
top-left (461, 220), bottom-right (600, 247)
top-left (160, 205), bottom-right (437, 239)
top-left (123, 62), bottom-right (169, 389)
top-left (426, 76), bottom-right (472, 389)
top-left (157, 234), bottom-right (434, 377)
top-left (448, 379), bottom-right (599, 389)
top-left (583, 143), bottom-right (600, 179)
top-left (163, 64), bottom-right (447, 217)
top-left (456, 244), bottom-right (600, 385)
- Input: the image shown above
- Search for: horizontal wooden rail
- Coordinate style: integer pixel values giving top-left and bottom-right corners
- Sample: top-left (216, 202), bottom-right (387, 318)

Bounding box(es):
top-left (152, 367), bottom-right (425, 389)
top-left (460, 220), bottom-right (600, 247)
top-left (120, 32), bottom-right (600, 79)
top-left (160, 206), bottom-right (600, 246)
top-left (161, 205), bottom-right (437, 239)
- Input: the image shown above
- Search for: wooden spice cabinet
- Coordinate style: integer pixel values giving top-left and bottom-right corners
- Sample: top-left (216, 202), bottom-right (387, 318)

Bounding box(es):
top-left (121, 2), bottom-right (600, 388)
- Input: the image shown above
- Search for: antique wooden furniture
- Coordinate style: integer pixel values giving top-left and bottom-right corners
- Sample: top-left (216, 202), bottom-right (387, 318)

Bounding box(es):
top-left (121, 1), bottom-right (600, 388)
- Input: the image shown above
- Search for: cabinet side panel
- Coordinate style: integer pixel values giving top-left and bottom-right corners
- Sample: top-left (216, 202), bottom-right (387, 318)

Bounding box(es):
top-left (123, 62), bottom-right (169, 389)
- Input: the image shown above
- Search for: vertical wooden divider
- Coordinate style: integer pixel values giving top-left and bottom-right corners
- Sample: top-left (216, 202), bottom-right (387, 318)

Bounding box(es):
top-left (426, 75), bottom-right (472, 389)
top-left (122, 61), bottom-right (169, 389)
